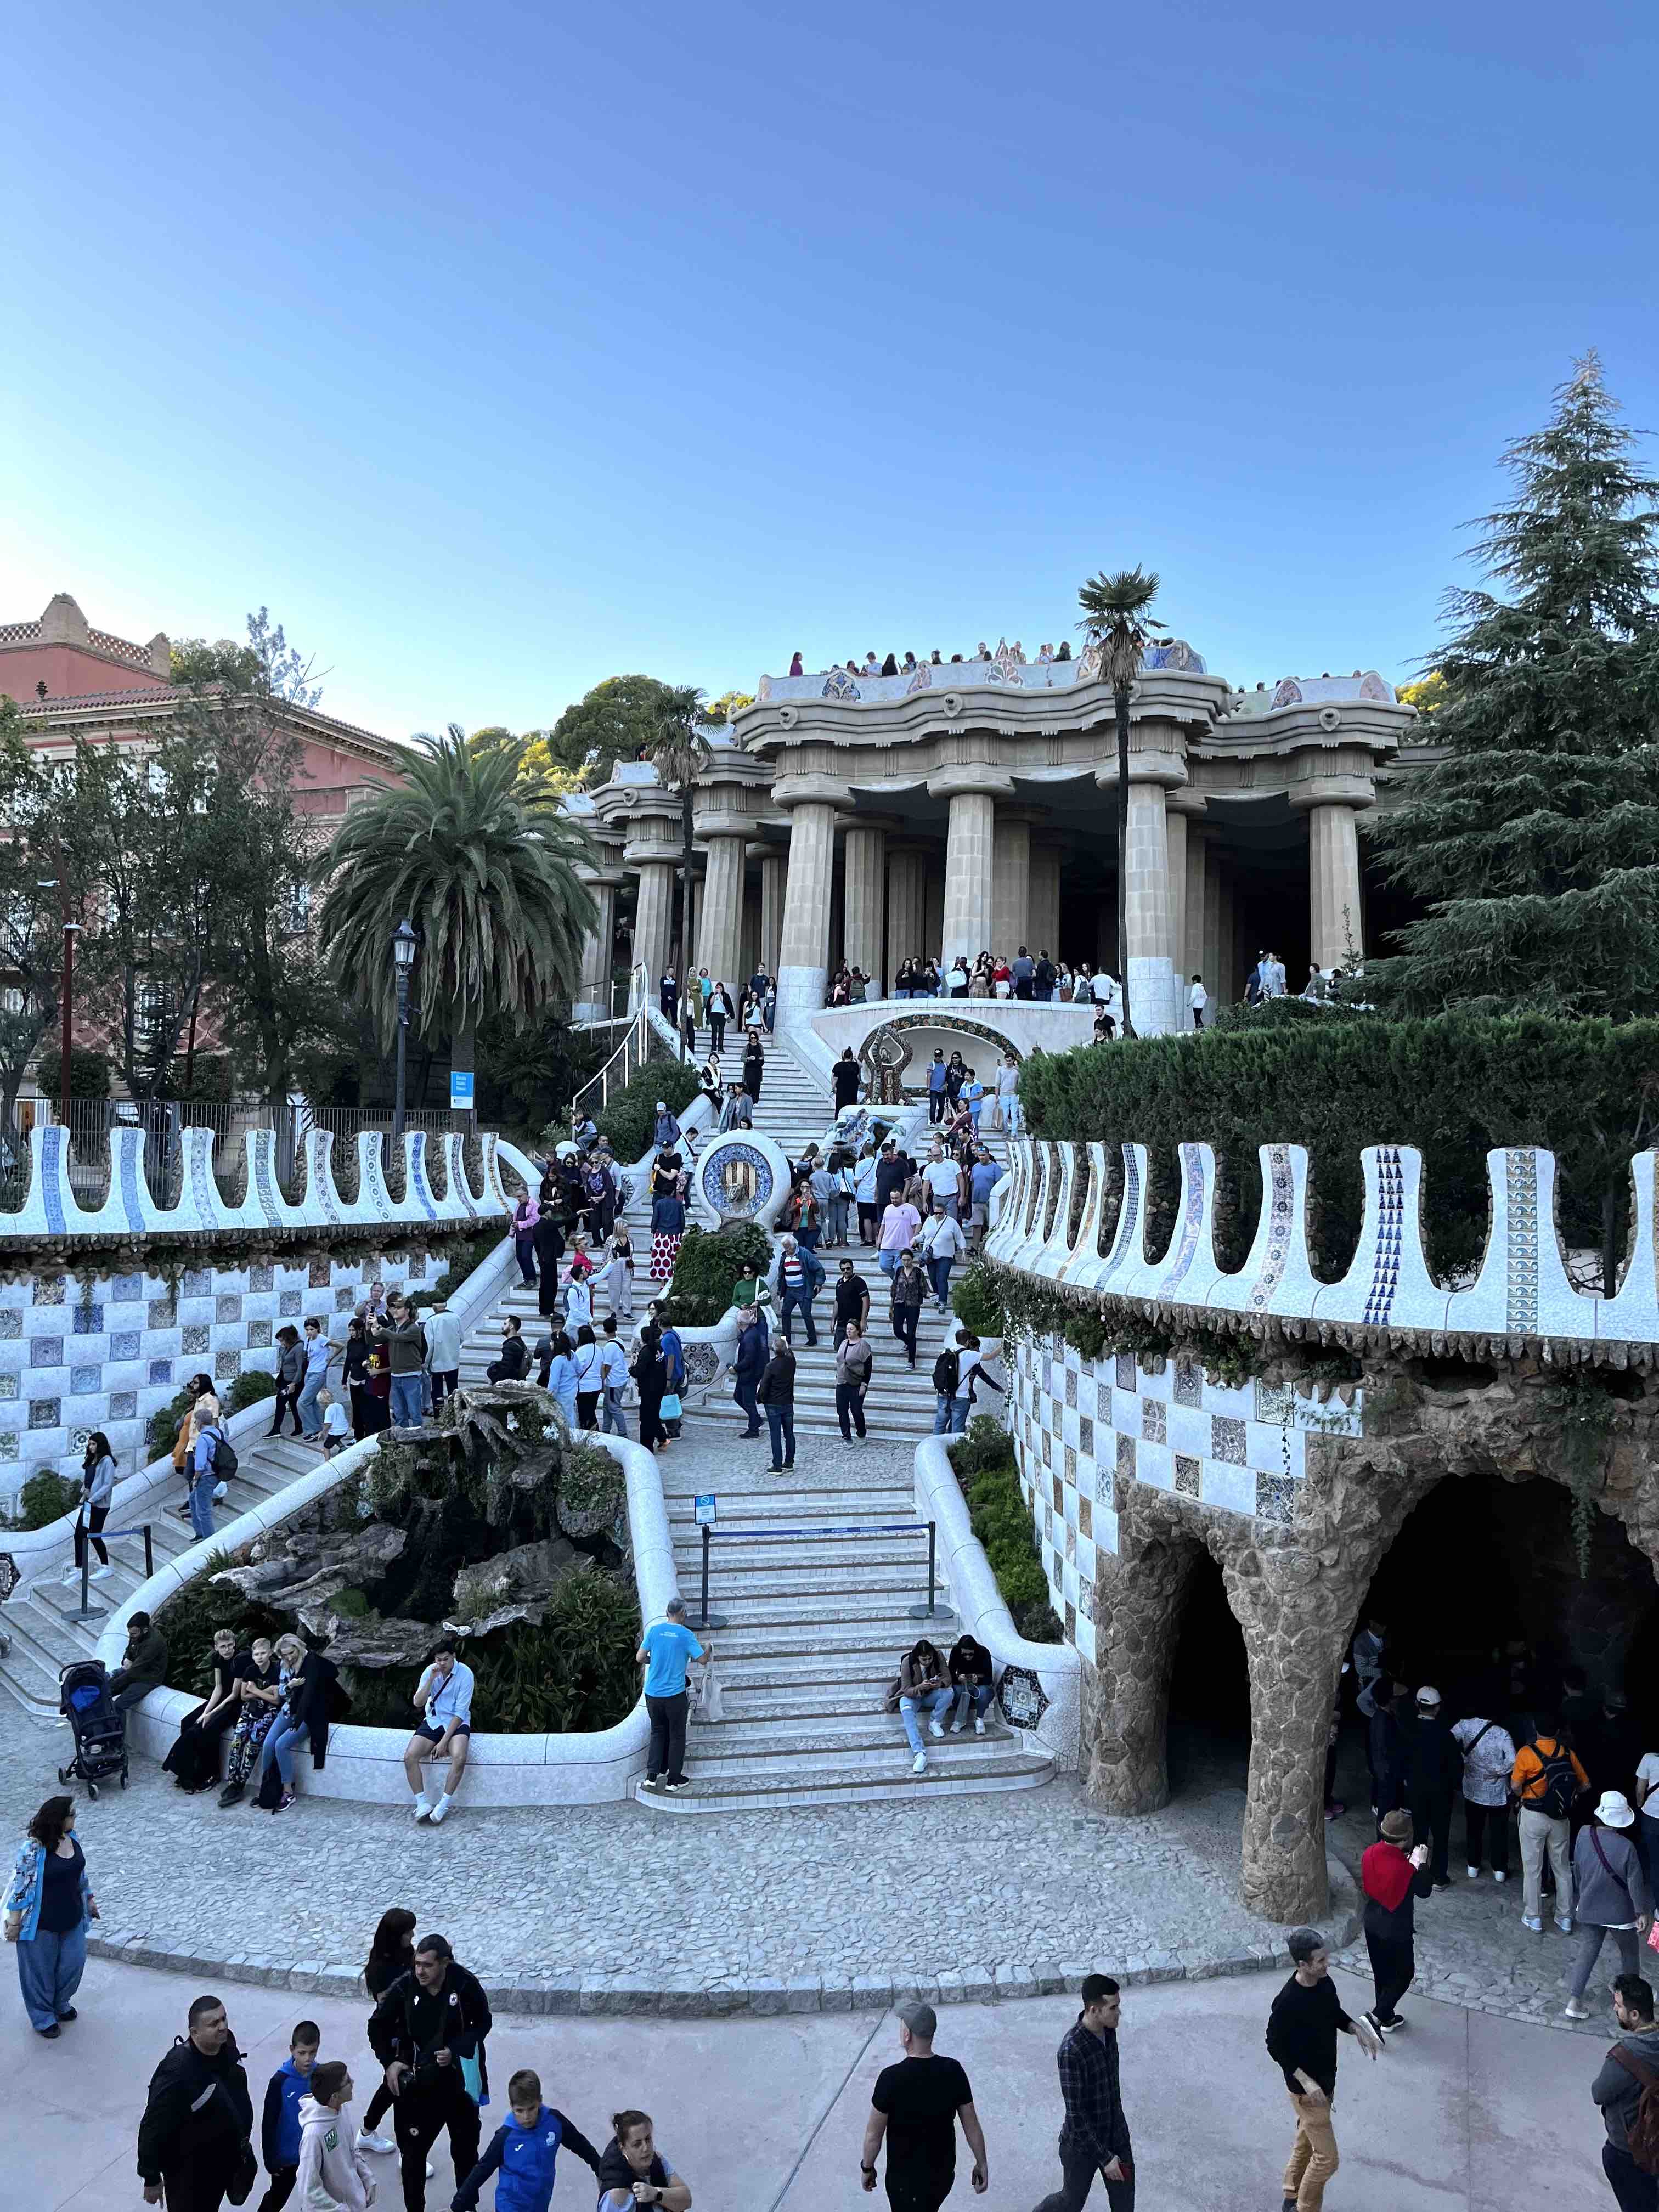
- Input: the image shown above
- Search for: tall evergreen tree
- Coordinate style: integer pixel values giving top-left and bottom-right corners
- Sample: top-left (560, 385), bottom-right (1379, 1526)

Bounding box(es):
top-left (1364, 353), bottom-right (1659, 1018)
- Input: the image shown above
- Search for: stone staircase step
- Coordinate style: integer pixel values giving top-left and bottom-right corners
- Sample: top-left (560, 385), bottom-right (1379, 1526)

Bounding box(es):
top-left (635, 1749), bottom-right (1051, 1813)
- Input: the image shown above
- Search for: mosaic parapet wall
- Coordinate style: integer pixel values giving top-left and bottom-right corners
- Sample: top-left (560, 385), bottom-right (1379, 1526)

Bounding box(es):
top-left (0, 1249), bottom-right (445, 1499)
top-left (986, 1138), bottom-right (1659, 1355)
top-left (987, 1136), bottom-right (1659, 1652)
top-left (4, 1126), bottom-right (508, 1244)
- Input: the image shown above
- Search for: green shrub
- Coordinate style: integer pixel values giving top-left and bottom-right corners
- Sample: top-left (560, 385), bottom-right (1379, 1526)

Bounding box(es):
top-left (176, 1054), bottom-right (233, 1103)
top-left (66, 1048), bottom-right (110, 1099)
top-left (464, 1571), bottom-right (642, 1733)
top-left (227, 1369), bottom-right (276, 1410)
top-left (594, 1059), bottom-right (700, 1166)
top-left (154, 1549), bottom-right (290, 1696)
top-left (948, 1432), bottom-right (1064, 1644)
top-left (1017, 1009), bottom-right (1659, 1283)
top-left (16, 1469), bottom-right (79, 1529)
top-left (432, 1227), bottom-right (505, 1303)
top-left (148, 1387), bottom-right (194, 1460)
top-left (661, 1220), bottom-right (772, 1325)
top-left (950, 1263), bottom-right (1006, 1338)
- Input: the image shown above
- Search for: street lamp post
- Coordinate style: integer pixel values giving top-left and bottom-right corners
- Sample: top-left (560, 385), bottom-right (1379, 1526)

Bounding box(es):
top-left (390, 918), bottom-right (418, 1151)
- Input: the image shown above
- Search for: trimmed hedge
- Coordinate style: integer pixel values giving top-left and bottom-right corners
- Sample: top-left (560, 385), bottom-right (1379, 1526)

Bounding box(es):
top-left (1017, 1009), bottom-right (1659, 1283)
top-left (948, 1416), bottom-right (1063, 1644)
top-left (594, 1059), bottom-right (700, 1166)
top-left (662, 1220), bottom-right (773, 1325)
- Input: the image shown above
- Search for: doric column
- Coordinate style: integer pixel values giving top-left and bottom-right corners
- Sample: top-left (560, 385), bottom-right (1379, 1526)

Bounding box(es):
top-left (1183, 826), bottom-right (1207, 1024)
top-left (695, 832), bottom-right (747, 992)
top-left (1096, 716), bottom-right (1187, 1033)
top-left (759, 850), bottom-right (788, 977)
top-left (1169, 793), bottom-right (1205, 1028)
top-left (631, 860), bottom-right (676, 985)
top-left (992, 809), bottom-right (1035, 960)
top-left (773, 774), bottom-right (853, 1034)
top-left (1203, 842), bottom-right (1225, 1002)
top-left (885, 843), bottom-right (928, 984)
top-left (1029, 835), bottom-right (1064, 962)
top-left (575, 865), bottom-right (623, 1022)
top-left (842, 819), bottom-right (893, 992)
top-left (928, 768), bottom-right (1012, 967)
top-left (1294, 782), bottom-right (1369, 972)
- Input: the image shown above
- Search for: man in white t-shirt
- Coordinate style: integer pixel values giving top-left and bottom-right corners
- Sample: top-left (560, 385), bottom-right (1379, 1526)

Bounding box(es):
top-left (404, 1641), bottom-right (475, 1825)
top-left (1635, 1747), bottom-right (1659, 1894)
top-left (1189, 974), bottom-right (1209, 1029)
top-left (923, 1150), bottom-right (962, 1218)
top-left (599, 1318), bottom-right (631, 1436)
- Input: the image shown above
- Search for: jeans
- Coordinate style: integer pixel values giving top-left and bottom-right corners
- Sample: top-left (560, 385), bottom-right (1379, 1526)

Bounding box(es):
top-left (778, 1285), bottom-right (819, 1345)
top-left (297, 1371), bottom-right (325, 1436)
top-left (928, 1091), bottom-right (945, 1122)
top-left (927, 1256), bottom-right (953, 1308)
top-left (1465, 1798), bottom-right (1510, 1875)
top-left (1604, 2142), bottom-right (1659, 2211)
top-left (646, 1689), bottom-right (689, 1783)
top-left (764, 1403), bottom-right (795, 1467)
top-left (1031, 2135), bottom-right (1135, 2212)
top-left (1005, 1095), bottom-right (1023, 1134)
top-left (836, 1382), bottom-right (867, 1439)
top-left (951, 1683), bottom-right (994, 1728)
top-left (515, 1232), bottom-right (537, 1284)
top-left (933, 1392), bottom-right (956, 1434)
top-left (891, 1301), bottom-right (919, 1363)
top-left (188, 1478), bottom-right (216, 1542)
top-left (797, 1224), bottom-right (820, 1252)
top-left (1571, 1922), bottom-right (1644, 2001)
top-left (16, 1922), bottom-right (87, 2030)
top-left (257, 1716), bottom-right (310, 1790)
top-left (269, 1381), bottom-right (303, 1435)
top-left (879, 1249), bottom-right (902, 1280)
top-left (1521, 1806), bottom-right (1574, 1922)
top-left (1284, 2090), bottom-right (1339, 2211)
top-left (827, 1195), bottom-right (850, 1243)
top-left (390, 1373), bottom-right (424, 1428)
top-left (899, 1688), bottom-right (953, 1751)
top-left (1365, 1929), bottom-right (1414, 2023)
top-left (602, 1388), bottom-right (629, 1436)
top-left (733, 1375), bottom-right (761, 1434)
top-left (74, 1506), bottom-right (109, 1569)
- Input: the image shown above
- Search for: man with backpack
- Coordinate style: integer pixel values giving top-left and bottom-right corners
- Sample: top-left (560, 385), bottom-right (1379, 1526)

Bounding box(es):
top-left (1592, 1973), bottom-right (1659, 2210)
top-left (368, 1932), bottom-right (492, 2212)
top-left (1513, 1713), bottom-right (1590, 1933)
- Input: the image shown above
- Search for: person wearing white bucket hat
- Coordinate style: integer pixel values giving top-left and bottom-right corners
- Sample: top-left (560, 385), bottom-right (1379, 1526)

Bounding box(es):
top-left (1565, 1792), bottom-right (1655, 2021)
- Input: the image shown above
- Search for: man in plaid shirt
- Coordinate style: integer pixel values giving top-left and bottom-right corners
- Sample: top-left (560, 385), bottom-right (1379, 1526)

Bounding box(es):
top-left (1031, 1973), bottom-right (1134, 2211)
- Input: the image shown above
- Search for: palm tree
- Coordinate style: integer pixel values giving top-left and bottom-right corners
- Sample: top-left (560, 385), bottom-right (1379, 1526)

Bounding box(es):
top-left (648, 685), bottom-right (713, 1054)
top-left (317, 725), bottom-right (597, 1127)
top-left (1077, 567), bottom-right (1164, 1039)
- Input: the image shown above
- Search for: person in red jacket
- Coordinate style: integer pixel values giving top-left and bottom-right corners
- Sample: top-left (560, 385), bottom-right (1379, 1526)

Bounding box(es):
top-left (1361, 1808), bottom-right (1431, 2035)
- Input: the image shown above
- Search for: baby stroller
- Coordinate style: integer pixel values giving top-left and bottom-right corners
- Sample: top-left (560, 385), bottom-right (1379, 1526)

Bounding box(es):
top-left (57, 1660), bottom-right (129, 1797)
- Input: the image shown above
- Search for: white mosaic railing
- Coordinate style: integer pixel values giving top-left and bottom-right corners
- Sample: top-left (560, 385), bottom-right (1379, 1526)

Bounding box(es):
top-left (3, 1124), bottom-right (512, 1244)
top-left (984, 1138), bottom-right (1659, 1353)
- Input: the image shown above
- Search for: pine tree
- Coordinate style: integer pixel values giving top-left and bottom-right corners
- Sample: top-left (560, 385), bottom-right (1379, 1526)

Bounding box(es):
top-left (1364, 353), bottom-right (1659, 1018)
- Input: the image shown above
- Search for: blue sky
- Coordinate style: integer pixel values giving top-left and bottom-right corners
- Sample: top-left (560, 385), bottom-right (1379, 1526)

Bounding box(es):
top-left (4, 2), bottom-right (1655, 739)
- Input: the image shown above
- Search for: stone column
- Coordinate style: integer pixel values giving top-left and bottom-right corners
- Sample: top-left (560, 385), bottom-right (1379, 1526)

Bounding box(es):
top-left (1084, 1534), bottom-right (1201, 1813)
top-left (1218, 859), bottom-right (1237, 1006)
top-left (842, 820), bottom-right (890, 993)
top-left (773, 775), bottom-right (851, 1036)
top-left (992, 810), bottom-right (1034, 959)
top-left (1123, 781), bottom-right (1174, 1033)
top-left (1203, 843), bottom-right (1224, 1002)
top-left (885, 843), bottom-right (929, 984)
top-left (631, 859), bottom-right (676, 986)
top-left (1164, 805), bottom-right (1188, 993)
top-left (575, 868), bottom-right (622, 1022)
top-left (1299, 791), bottom-right (1368, 971)
top-left (696, 832), bottom-right (747, 992)
top-left (759, 850), bottom-right (788, 977)
top-left (929, 768), bottom-right (1013, 967)
top-left (1028, 837), bottom-right (1063, 960)
top-left (1183, 828), bottom-right (1207, 1022)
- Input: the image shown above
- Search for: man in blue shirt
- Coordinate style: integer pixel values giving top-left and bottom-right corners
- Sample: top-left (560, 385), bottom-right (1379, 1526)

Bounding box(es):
top-left (636, 1598), bottom-right (708, 1793)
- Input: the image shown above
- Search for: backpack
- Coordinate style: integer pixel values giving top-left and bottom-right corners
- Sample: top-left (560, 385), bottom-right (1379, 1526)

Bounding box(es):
top-left (205, 1426), bottom-right (238, 1480)
top-left (1526, 1741), bottom-right (1577, 1820)
top-left (932, 1348), bottom-right (960, 1395)
top-left (1611, 2045), bottom-right (1659, 2174)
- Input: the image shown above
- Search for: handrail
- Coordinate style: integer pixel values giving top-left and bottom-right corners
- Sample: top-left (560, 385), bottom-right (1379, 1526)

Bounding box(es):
top-left (572, 962), bottom-right (652, 1121)
top-left (690, 1517), bottom-right (947, 1629)
top-left (65, 1520), bottom-right (155, 1625)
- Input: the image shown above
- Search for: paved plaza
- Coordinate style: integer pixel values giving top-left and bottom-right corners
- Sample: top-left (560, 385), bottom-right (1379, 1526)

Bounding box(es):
top-left (3, 1952), bottom-right (1615, 2211)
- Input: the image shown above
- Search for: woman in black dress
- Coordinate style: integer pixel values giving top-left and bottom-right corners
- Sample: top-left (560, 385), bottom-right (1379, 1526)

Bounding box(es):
top-left (742, 1030), bottom-right (765, 1103)
top-left (633, 1323), bottom-right (669, 1452)
top-left (341, 1317), bottom-right (373, 1440)
top-left (162, 1627), bottom-right (245, 1792)
top-left (356, 1908), bottom-right (417, 2155)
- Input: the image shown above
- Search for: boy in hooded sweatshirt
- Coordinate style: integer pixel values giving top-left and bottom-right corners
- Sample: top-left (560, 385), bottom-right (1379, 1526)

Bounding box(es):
top-left (296, 2059), bottom-right (376, 2210)
top-left (452, 2068), bottom-right (603, 2212)
top-left (258, 2019), bottom-right (320, 2211)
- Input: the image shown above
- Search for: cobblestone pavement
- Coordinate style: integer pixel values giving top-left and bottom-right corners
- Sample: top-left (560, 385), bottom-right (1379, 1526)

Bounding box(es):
top-left (1, 1705), bottom-right (1355, 2010)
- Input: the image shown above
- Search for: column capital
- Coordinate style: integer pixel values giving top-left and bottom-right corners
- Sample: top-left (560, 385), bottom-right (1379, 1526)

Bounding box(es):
top-left (772, 772), bottom-right (854, 811)
top-left (841, 811), bottom-right (904, 838)
top-left (1288, 775), bottom-right (1375, 814)
top-left (925, 765), bottom-right (1016, 803)
top-left (1094, 753), bottom-right (1187, 792)
top-left (1169, 788), bottom-right (1209, 819)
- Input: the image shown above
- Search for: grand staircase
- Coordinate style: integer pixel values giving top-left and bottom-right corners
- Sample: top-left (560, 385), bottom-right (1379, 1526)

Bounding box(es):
top-left (0, 1432), bottom-right (324, 1718)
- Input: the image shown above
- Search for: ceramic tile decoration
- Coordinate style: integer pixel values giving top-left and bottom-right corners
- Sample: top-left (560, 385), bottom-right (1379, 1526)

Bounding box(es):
top-left (1173, 1358), bottom-right (1201, 1409)
top-left (110, 1391), bottom-right (137, 1419)
top-left (1211, 1415), bottom-right (1247, 1465)
top-left (1175, 1454), bottom-right (1201, 1496)
top-left (250, 1263), bottom-right (275, 1292)
top-left (29, 1400), bottom-right (59, 1429)
top-left (33, 1276), bottom-right (65, 1306)
top-left (0, 1312), bottom-right (18, 1340)
top-left (279, 1291), bottom-right (302, 1317)
top-left (148, 1299), bottom-right (176, 1330)
top-left (72, 1304), bottom-right (103, 1335)
top-left (33, 1336), bottom-right (64, 1368)
top-left (1141, 1397), bottom-right (1166, 1444)
top-left (183, 1271), bottom-right (211, 1298)
top-left (111, 1330), bottom-right (142, 1361)
top-left (111, 1273), bottom-right (143, 1303)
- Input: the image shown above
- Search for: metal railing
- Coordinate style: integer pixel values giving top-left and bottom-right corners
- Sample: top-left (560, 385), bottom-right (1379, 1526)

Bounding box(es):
top-left (690, 1517), bottom-right (951, 1630)
top-left (65, 1520), bottom-right (156, 1625)
top-left (571, 962), bottom-right (654, 1122)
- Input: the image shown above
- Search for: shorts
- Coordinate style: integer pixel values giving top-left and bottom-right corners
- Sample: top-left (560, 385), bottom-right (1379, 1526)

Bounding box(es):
top-left (416, 1720), bottom-right (471, 1744)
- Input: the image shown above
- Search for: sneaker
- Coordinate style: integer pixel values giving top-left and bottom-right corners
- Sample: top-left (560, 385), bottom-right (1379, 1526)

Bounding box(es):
top-left (1433, 1877), bottom-right (1451, 1889)
top-left (212, 1482), bottom-right (229, 1501)
top-left (90, 1565), bottom-right (114, 1582)
top-left (1363, 2008), bottom-right (1382, 2038)
top-left (1492, 1870), bottom-right (1507, 1882)
top-left (57, 2007), bottom-right (77, 2022)
top-left (929, 1721), bottom-right (945, 1739)
top-left (359, 2132), bottom-right (396, 2156)
top-left (1555, 1915), bottom-right (1574, 1935)
top-left (1565, 2000), bottom-right (1591, 2021)
top-left (413, 1800), bottom-right (432, 1822)
top-left (275, 1790), bottom-right (295, 1813)
top-left (1521, 1915), bottom-right (1544, 1932)
top-left (428, 1797), bottom-right (450, 1824)
top-left (974, 1717), bottom-right (986, 1735)
top-left (1466, 1866), bottom-right (1480, 1880)
top-left (1324, 1801), bottom-right (1346, 1821)
top-left (1378, 2015), bottom-right (1406, 2035)
top-left (664, 1779), bottom-right (691, 1793)
top-left (38, 2023), bottom-right (60, 2039)
top-left (911, 1751), bottom-right (927, 1776)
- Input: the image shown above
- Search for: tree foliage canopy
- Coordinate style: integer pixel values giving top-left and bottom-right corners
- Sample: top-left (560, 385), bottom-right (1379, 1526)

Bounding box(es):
top-left (1364, 355), bottom-right (1659, 1018)
top-left (541, 674), bottom-right (677, 786)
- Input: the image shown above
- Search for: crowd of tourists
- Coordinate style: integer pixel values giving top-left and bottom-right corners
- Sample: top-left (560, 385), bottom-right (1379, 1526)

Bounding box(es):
top-left (659, 966), bottom-right (775, 1039)
top-left (788, 637), bottom-right (1074, 677)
